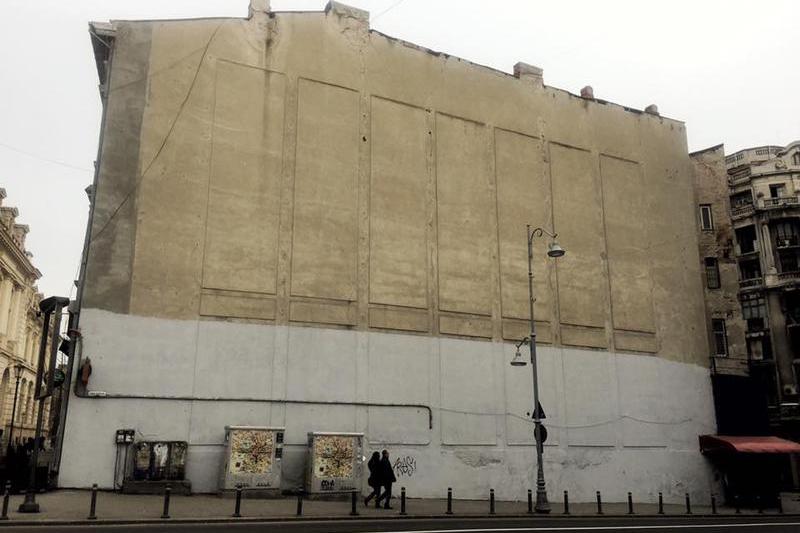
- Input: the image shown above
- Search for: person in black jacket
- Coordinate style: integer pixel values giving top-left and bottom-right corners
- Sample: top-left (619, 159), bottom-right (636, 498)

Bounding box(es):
top-left (375, 449), bottom-right (397, 509)
top-left (363, 452), bottom-right (381, 507)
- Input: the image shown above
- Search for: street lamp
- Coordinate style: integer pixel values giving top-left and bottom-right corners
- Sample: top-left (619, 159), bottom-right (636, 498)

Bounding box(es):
top-left (509, 225), bottom-right (565, 514)
top-left (7, 362), bottom-right (25, 455)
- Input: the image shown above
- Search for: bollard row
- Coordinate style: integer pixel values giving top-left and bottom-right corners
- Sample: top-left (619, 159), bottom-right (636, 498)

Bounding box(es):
top-left (52, 483), bottom-right (800, 521)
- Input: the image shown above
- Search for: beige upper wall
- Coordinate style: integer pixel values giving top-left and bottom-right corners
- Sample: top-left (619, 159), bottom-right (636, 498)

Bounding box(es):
top-left (84, 3), bottom-right (709, 365)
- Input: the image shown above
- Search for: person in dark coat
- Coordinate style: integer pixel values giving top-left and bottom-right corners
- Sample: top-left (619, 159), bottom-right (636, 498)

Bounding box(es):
top-left (375, 449), bottom-right (397, 509)
top-left (363, 452), bottom-right (381, 507)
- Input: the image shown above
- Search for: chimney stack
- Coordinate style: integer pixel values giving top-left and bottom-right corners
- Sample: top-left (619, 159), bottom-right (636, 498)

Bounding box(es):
top-left (514, 62), bottom-right (544, 88)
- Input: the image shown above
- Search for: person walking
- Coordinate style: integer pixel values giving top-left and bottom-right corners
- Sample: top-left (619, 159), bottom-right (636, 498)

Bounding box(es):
top-left (364, 452), bottom-right (381, 507)
top-left (375, 449), bottom-right (397, 509)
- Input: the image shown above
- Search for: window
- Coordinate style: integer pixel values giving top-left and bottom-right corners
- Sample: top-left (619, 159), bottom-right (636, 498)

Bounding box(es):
top-left (774, 221), bottom-right (800, 247)
top-left (741, 292), bottom-right (766, 331)
top-left (739, 259), bottom-right (761, 280)
top-left (769, 183), bottom-right (787, 198)
top-left (735, 225), bottom-right (758, 254)
top-left (712, 319), bottom-right (728, 356)
top-left (730, 191), bottom-right (754, 209)
top-left (700, 204), bottom-right (714, 231)
top-left (779, 251), bottom-right (800, 273)
top-left (705, 257), bottom-right (720, 289)
top-left (793, 152), bottom-right (800, 165)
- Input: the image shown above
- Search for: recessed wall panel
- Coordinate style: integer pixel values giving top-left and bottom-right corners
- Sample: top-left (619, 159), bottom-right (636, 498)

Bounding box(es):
top-left (436, 114), bottom-right (492, 316)
top-left (601, 155), bottom-right (655, 334)
top-left (550, 144), bottom-right (605, 329)
top-left (291, 79), bottom-right (359, 301)
top-left (204, 61), bottom-right (284, 294)
top-left (495, 129), bottom-right (550, 321)
top-left (369, 97), bottom-right (428, 309)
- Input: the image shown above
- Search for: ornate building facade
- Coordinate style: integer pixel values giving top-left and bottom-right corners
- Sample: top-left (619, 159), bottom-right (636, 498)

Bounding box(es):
top-left (0, 188), bottom-right (47, 449)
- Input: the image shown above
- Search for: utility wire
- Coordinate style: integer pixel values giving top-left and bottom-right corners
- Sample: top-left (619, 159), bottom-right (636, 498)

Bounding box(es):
top-left (372, 0), bottom-right (407, 21)
top-left (437, 406), bottom-right (695, 429)
top-left (0, 142), bottom-right (92, 173)
top-left (89, 22), bottom-right (222, 246)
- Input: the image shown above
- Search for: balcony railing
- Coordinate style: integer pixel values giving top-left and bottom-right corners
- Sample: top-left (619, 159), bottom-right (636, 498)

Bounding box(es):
top-left (739, 277), bottom-right (763, 289)
top-left (763, 196), bottom-right (800, 209)
top-left (778, 271), bottom-right (800, 282)
top-left (731, 204), bottom-right (755, 218)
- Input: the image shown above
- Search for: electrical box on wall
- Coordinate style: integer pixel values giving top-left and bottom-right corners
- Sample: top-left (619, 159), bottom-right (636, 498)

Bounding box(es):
top-left (220, 426), bottom-right (285, 497)
top-left (305, 432), bottom-right (364, 496)
top-left (115, 429), bottom-right (135, 444)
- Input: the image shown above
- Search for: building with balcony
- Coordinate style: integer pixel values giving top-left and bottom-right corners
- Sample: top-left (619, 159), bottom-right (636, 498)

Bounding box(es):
top-left (0, 189), bottom-right (49, 450)
top-left (694, 141), bottom-right (800, 498)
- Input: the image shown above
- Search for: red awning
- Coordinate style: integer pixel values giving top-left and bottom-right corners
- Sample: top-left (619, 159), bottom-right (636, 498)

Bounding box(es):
top-left (700, 435), bottom-right (800, 454)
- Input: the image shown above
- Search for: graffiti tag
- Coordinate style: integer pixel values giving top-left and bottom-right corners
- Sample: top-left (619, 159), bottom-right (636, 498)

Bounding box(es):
top-left (393, 456), bottom-right (417, 478)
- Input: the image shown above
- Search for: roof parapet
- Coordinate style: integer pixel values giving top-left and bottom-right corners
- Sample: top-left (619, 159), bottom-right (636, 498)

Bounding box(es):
top-left (513, 62), bottom-right (543, 88)
top-left (326, 1), bottom-right (369, 26)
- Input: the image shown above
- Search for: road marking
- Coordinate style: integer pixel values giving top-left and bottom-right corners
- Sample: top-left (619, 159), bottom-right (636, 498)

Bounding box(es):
top-left (356, 523), bottom-right (800, 533)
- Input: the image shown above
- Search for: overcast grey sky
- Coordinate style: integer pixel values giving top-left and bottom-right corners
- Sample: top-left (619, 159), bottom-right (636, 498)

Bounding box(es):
top-left (0, 0), bottom-right (798, 299)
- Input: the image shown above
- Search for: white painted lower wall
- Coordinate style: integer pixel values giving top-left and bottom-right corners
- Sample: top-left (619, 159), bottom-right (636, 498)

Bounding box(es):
top-left (59, 309), bottom-right (718, 502)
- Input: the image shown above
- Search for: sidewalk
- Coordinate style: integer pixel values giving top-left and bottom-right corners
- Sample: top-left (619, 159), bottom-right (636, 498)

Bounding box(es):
top-left (0, 490), bottom-right (787, 524)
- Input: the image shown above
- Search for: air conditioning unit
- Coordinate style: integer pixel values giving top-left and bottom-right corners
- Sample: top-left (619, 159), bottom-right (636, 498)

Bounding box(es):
top-left (783, 385), bottom-right (798, 396)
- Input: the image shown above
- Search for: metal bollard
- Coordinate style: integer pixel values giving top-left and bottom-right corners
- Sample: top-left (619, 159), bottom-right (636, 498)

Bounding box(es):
top-left (88, 484), bottom-right (98, 520)
top-left (658, 492), bottom-right (664, 515)
top-left (446, 487), bottom-right (453, 515)
top-left (527, 489), bottom-right (533, 514)
top-left (489, 489), bottom-right (495, 515)
top-left (757, 495), bottom-right (763, 514)
top-left (350, 490), bottom-right (359, 516)
top-left (562, 490), bottom-right (569, 515)
top-left (400, 487), bottom-right (406, 515)
top-left (685, 493), bottom-right (692, 515)
top-left (596, 491), bottom-right (603, 515)
top-left (232, 486), bottom-right (242, 518)
top-left (1, 481), bottom-right (10, 521)
top-left (627, 492), bottom-right (634, 515)
top-left (711, 494), bottom-right (717, 515)
top-left (296, 492), bottom-right (303, 516)
top-left (734, 494), bottom-right (741, 514)
top-left (778, 495), bottom-right (784, 514)
top-left (161, 486), bottom-right (171, 520)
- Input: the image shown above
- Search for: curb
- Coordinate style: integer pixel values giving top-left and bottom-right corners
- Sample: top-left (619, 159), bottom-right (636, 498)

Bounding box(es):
top-left (0, 512), bottom-right (797, 527)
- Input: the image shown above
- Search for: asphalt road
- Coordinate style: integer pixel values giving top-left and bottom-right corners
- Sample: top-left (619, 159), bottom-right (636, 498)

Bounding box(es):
top-left (2, 517), bottom-right (800, 533)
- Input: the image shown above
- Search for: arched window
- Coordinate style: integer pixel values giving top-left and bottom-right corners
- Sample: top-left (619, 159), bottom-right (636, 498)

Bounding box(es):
top-left (793, 152), bottom-right (800, 165)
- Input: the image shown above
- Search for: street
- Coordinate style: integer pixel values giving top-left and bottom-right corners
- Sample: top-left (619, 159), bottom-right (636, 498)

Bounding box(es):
top-left (1, 517), bottom-right (800, 533)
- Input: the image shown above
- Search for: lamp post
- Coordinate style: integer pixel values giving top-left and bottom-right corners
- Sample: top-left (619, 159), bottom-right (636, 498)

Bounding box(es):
top-left (7, 362), bottom-right (25, 456)
top-left (509, 225), bottom-right (565, 514)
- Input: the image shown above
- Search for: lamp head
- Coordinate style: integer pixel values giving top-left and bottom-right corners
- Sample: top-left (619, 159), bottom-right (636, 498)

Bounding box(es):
top-left (547, 241), bottom-right (565, 258)
top-left (510, 347), bottom-right (528, 367)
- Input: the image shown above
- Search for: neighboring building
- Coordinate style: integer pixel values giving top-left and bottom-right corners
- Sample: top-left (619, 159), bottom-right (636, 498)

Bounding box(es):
top-left (0, 188), bottom-right (48, 448)
top-left (691, 144), bottom-right (748, 376)
top-left (61, 1), bottom-right (715, 502)
top-left (692, 141), bottom-right (800, 501)
top-left (723, 141), bottom-right (800, 430)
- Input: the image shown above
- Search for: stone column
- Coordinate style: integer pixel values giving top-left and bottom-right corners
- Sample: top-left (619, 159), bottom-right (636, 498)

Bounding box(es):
top-left (767, 291), bottom-right (794, 399)
top-left (6, 287), bottom-right (20, 344)
top-left (0, 278), bottom-right (12, 335)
